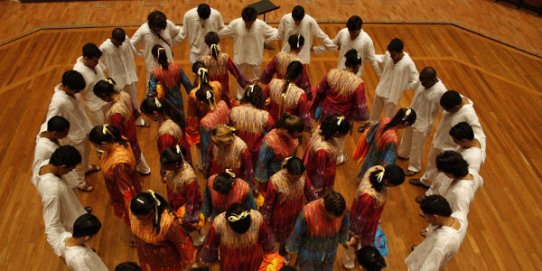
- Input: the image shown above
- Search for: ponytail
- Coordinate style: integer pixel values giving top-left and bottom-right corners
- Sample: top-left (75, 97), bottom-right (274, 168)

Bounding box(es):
top-left (210, 44), bottom-right (219, 60)
top-left (152, 45), bottom-right (169, 70)
top-left (383, 107), bottom-right (416, 132)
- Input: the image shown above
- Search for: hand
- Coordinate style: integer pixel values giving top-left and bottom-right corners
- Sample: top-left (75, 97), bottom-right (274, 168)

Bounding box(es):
top-left (346, 236), bottom-right (358, 248)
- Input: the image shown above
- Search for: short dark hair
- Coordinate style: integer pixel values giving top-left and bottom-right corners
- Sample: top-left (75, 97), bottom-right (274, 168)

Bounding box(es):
top-left (241, 84), bottom-right (265, 109)
top-left (436, 150), bottom-right (469, 177)
top-left (62, 70), bottom-right (86, 92)
top-left (440, 90), bottom-right (462, 110)
top-left (369, 164), bottom-right (405, 192)
top-left (288, 34), bottom-right (305, 50)
top-left (292, 5), bottom-right (305, 21)
top-left (241, 6), bottom-right (257, 22)
top-left (115, 262), bottom-right (142, 271)
top-left (50, 145), bottom-right (82, 168)
top-left (197, 4), bottom-right (211, 20)
top-left (213, 172), bottom-right (235, 195)
top-left (204, 31), bottom-right (220, 47)
top-left (111, 28), bottom-right (126, 43)
top-left (72, 213), bottom-right (102, 238)
top-left (420, 195), bottom-right (452, 217)
top-left (276, 113), bottom-right (304, 135)
top-left (226, 203), bottom-right (251, 234)
top-left (319, 115), bottom-right (351, 140)
top-left (356, 246), bottom-right (386, 271)
top-left (449, 121), bottom-right (474, 141)
top-left (82, 43), bottom-right (102, 58)
top-left (280, 266), bottom-right (298, 271)
top-left (160, 146), bottom-right (183, 165)
top-left (387, 38), bottom-right (404, 52)
top-left (93, 79), bottom-right (116, 99)
top-left (47, 116), bottom-right (70, 133)
top-left (347, 16), bottom-right (363, 31)
top-left (147, 10), bottom-right (167, 30)
top-left (284, 156), bottom-right (305, 175)
top-left (344, 49), bottom-right (362, 68)
top-left (323, 190), bottom-right (346, 217)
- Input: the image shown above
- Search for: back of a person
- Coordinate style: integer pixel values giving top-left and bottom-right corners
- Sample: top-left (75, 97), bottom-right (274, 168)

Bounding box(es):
top-left (268, 79), bottom-right (304, 119)
top-left (64, 243), bottom-right (108, 271)
top-left (230, 104), bottom-right (269, 151)
top-left (322, 68), bottom-right (362, 117)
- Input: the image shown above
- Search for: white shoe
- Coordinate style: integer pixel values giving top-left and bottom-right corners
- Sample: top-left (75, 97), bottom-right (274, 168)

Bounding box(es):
top-left (136, 155), bottom-right (151, 175)
top-left (135, 117), bottom-right (150, 127)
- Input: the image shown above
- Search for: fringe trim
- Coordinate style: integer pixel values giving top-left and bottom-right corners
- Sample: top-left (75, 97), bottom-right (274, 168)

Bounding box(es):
top-left (276, 52), bottom-right (299, 78)
top-left (167, 161), bottom-right (197, 192)
top-left (214, 210), bottom-right (263, 248)
top-left (130, 210), bottom-right (175, 244)
top-left (356, 166), bottom-right (386, 207)
top-left (304, 199), bottom-right (344, 236)
top-left (202, 53), bottom-right (229, 78)
top-left (269, 79), bottom-right (304, 113)
top-left (158, 119), bottom-right (183, 140)
top-left (212, 136), bottom-right (247, 170)
top-left (270, 169), bottom-right (305, 203)
top-left (230, 104), bottom-right (270, 134)
top-left (309, 131), bottom-right (339, 161)
top-left (107, 91), bottom-right (133, 123)
top-left (102, 143), bottom-right (136, 178)
top-left (327, 69), bottom-right (363, 97)
top-left (201, 100), bottom-right (230, 129)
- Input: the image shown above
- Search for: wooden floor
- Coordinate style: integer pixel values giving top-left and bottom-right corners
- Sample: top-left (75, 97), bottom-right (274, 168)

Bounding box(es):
top-left (0, 22), bottom-right (542, 270)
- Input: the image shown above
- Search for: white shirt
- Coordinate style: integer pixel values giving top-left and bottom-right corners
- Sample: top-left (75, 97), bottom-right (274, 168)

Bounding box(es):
top-left (374, 52), bottom-right (419, 104)
top-left (410, 80), bottom-right (447, 132)
top-left (59, 232), bottom-right (108, 271)
top-left (406, 213), bottom-right (468, 271)
top-left (219, 18), bottom-right (279, 65)
top-left (130, 20), bottom-right (181, 73)
top-left (457, 145), bottom-right (485, 173)
top-left (99, 37), bottom-right (138, 89)
top-left (73, 57), bottom-right (108, 112)
top-left (36, 160), bottom-right (86, 257)
top-left (178, 7), bottom-right (225, 63)
top-left (40, 85), bottom-right (93, 145)
top-left (426, 171), bottom-right (483, 217)
top-left (278, 13), bottom-right (336, 64)
top-left (32, 135), bottom-right (80, 189)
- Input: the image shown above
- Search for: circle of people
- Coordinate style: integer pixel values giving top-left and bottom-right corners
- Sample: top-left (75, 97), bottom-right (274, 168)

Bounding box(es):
top-left (33, 3), bottom-right (487, 271)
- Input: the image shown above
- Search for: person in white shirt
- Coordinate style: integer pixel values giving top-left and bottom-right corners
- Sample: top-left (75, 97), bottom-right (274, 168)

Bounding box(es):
top-left (278, 5), bottom-right (336, 64)
top-left (410, 90), bottom-right (486, 188)
top-left (41, 70), bottom-right (95, 192)
top-left (449, 122), bottom-right (485, 173)
top-left (59, 213), bottom-right (108, 271)
top-left (73, 43), bottom-right (107, 127)
top-left (398, 67), bottom-right (446, 175)
top-left (369, 38), bottom-right (419, 125)
top-left (131, 10), bottom-right (182, 81)
top-left (406, 195), bottom-right (468, 271)
top-left (99, 28), bottom-right (148, 127)
top-left (36, 146), bottom-right (86, 257)
top-left (219, 6), bottom-right (279, 99)
top-left (178, 3), bottom-right (225, 64)
top-left (314, 15), bottom-right (379, 77)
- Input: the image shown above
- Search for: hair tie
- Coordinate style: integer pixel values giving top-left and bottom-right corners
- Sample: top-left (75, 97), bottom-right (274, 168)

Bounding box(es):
top-left (148, 189), bottom-right (161, 226)
top-left (157, 47), bottom-right (165, 61)
top-left (356, 50), bottom-right (361, 61)
top-left (297, 34), bottom-right (301, 49)
top-left (102, 124), bottom-right (114, 138)
top-left (337, 116), bottom-right (345, 126)
top-left (227, 210), bottom-right (250, 222)
top-left (281, 83), bottom-right (292, 99)
top-left (402, 108), bottom-right (412, 121)
top-left (175, 144), bottom-right (181, 154)
top-left (107, 78), bottom-right (116, 86)
top-left (154, 98), bottom-right (162, 108)
top-left (210, 44), bottom-right (219, 53)
top-left (225, 169), bottom-right (236, 178)
top-left (281, 156), bottom-right (293, 169)
top-left (247, 84), bottom-right (255, 97)
top-left (375, 169), bottom-right (385, 184)
top-left (205, 90), bottom-right (217, 110)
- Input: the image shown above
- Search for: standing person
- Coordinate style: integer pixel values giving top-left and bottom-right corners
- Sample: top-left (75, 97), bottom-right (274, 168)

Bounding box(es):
top-left (73, 43), bottom-right (108, 126)
top-left (397, 67), bottom-right (446, 176)
top-left (129, 191), bottom-right (197, 271)
top-left (35, 146), bottom-right (86, 256)
top-left (178, 3), bottom-right (225, 63)
top-left (406, 195), bottom-right (468, 271)
top-left (410, 90), bottom-right (485, 188)
top-left (99, 28), bottom-right (147, 127)
top-left (219, 6), bottom-right (279, 99)
top-left (303, 115), bottom-right (351, 200)
top-left (356, 246), bottom-right (387, 271)
top-left (59, 214), bottom-right (108, 271)
top-left (89, 125), bottom-right (142, 225)
top-left (277, 5), bottom-right (336, 64)
top-left (41, 70), bottom-right (94, 192)
top-left (449, 122), bottom-right (485, 173)
top-left (286, 191), bottom-right (350, 271)
top-left (342, 165), bottom-right (405, 269)
top-left (201, 203), bottom-right (275, 271)
top-left (191, 61), bottom-right (230, 106)
top-left (314, 16), bottom-right (379, 77)
top-left (369, 38), bottom-right (419, 125)
top-left (263, 61), bottom-right (312, 131)
top-left (260, 34), bottom-right (312, 97)
top-left (131, 10), bottom-right (182, 82)
top-left (94, 80), bottom-right (151, 175)
top-left (353, 108), bottom-right (417, 177)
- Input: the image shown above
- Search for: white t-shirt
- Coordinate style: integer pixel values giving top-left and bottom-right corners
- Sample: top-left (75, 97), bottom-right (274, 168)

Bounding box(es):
top-left (374, 51), bottom-right (419, 104)
top-left (99, 37), bottom-right (138, 89)
top-left (409, 80), bottom-right (447, 132)
top-left (130, 20), bottom-right (181, 73)
top-left (73, 57), bottom-right (108, 112)
top-left (59, 232), bottom-right (108, 271)
top-left (179, 7), bottom-right (225, 63)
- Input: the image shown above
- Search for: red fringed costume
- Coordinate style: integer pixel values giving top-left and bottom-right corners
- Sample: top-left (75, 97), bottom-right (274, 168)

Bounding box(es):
top-left (263, 79), bottom-right (312, 131)
top-left (303, 130), bottom-right (341, 200)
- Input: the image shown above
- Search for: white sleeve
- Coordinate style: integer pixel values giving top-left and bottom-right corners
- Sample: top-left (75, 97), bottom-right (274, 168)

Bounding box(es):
top-left (277, 17), bottom-right (286, 41)
top-left (42, 192), bottom-right (66, 256)
top-left (218, 22), bottom-right (235, 38)
top-left (168, 21), bottom-right (182, 45)
top-left (216, 11), bottom-right (225, 30)
top-left (406, 61), bottom-right (420, 90)
top-left (174, 14), bottom-right (189, 43)
top-left (66, 253), bottom-right (92, 271)
top-left (129, 27), bottom-right (145, 56)
top-left (263, 22), bottom-right (279, 41)
top-left (313, 31), bottom-right (340, 54)
top-left (312, 20), bottom-right (336, 50)
top-left (365, 37), bottom-right (381, 76)
top-left (418, 248), bottom-right (446, 271)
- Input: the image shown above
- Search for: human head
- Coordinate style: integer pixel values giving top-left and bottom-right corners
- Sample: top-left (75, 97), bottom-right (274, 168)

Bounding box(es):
top-left (130, 191), bottom-right (169, 232)
top-left (383, 107), bottom-right (417, 131)
top-left (151, 44), bottom-right (169, 69)
top-left (288, 34), bottom-right (305, 51)
top-left (280, 267), bottom-right (298, 271)
top-left (147, 10), bottom-right (167, 33)
top-left (420, 195), bottom-right (452, 226)
top-left (93, 79), bottom-right (116, 102)
top-left (323, 190), bottom-right (346, 217)
top-left (211, 125), bottom-right (236, 147)
top-left (319, 115), bottom-right (352, 140)
top-left (192, 61), bottom-right (209, 86)
top-left (197, 3), bottom-right (211, 20)
top-left (82, 43), bottom-right (102, 68)
top-left (50, 145), bottom-right (82, 174)
top-left (346, 16), bottom-right (363, 39)
top-left (440, 90), bottom-right (463, 112)
top-left (284, 61), bottom-right (304, 83)
top-left (226, 203), bottom-right (251, 234)
top-left (419, 66), bottom-right (438, 89)
top-left (72, 213), bottom-right (102, 240)
top-left (241, 84), bottom-right (265, 109)
top-left (449, 121), bottom-right (474, 147)
top-left (276, 113), bottom-right (304, 138)
top-left (195, 86), bottom-right (216, 110)
top-left (213, 171), bottom-right (236, 195)
top-left (241, 6), bottom-right (257, 28)
top-left (160, 146), bottom-right (184, 171)
top-left (115, 262), bottom-right (142, 271)
top-left (61, 70), bottom-right (86, 94)
top-left (88, 124), bottom-right (123, 148)
top-left (436, 150), bottom-right (469, 179)
top-left (292, 5), bottom-right (305, 24)
top-left (344, 49), bottom-right (362, 72)
top-left (282, 156), bottom-right (305, 178)
top-left (369, 164), bottom-right (405, 192)
top-left (111, 28), bottom-right (126, 47)
top-left (387, 38), bottom-right (404, 63)
top-left (140, 97), bottom-right (165, 118)
top-left (356, 246), bottom-right (386, 271)
top-left (46, 116), bottom-right (70, 139)
top-left (204, 31), bottom-right (221, 59)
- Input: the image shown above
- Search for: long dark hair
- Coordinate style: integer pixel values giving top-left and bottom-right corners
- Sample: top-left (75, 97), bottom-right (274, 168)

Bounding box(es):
top-left (152, 44), bottom-right (169, 70)
top-left (241, 84), bottom-right (265, 109)
top-left (130, 191), bottom-right (170, 233)
top-left (280, 61), bottom-right (303, 95)
top-left (382, 107), bottom-right (416, 132)
top-left (140, 97), bottom-right (186, 129)
top-left (319, 115), bottom-right (351, 140)
top-left (88, 125), bottom-right (128, 146)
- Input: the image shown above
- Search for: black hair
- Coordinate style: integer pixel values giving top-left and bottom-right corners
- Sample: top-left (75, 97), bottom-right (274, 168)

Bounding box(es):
top-left (280, 267), bottom-right (298, 271)
top-left (160, 146), bottom-right (184, 165)
top-left (50, 145), bottom-right (82, 168)
top-left (319, 115), bottom-right (351, 140)
top-left (111, 28), bottom-right (126, 43)
top-left (213, 171), bottom-right (235, 195)
top-left (419, 66), bottom-right (437, 81)
top-left (147, 10), bottom-right (167, 30)
top-left (47, 116), bottom-right (70, 133)
top-left (88, 125), bottom-right (126, 145)
top-left (115, 262), bottom-right (142, 271)
top-left (93, 79), bottom-right (116, 99)
top-left (226, 202), bottom-right (252, 234)
top-left (344, 49), bottom-right (362, 68)
top-left (62, 70), bottom-right (86, 92)
top-left (420, 195), bottom-right (452, 217)
top-left (241, 6), bottom-right (257, 22)
top-left (449, 121), bottom-right (474, 141)
top-left (387, 38), bottom-right (404, 52)
top-left (189, 268), bottom-right (209, 271)
top-left (195, 85), bottom-right (215, 106)
top-left (284, 156), bottom-right (305, 175)
top-left (323, 190), bottom-right (346, 217)
top-left (192, 61), bottom-right (210, 85)
top-left (369, 164), bottom-right (405, 192)
top-left (241, 84), bottom-right (265, 109)
top-left (72, 213), bottom-right (102, 238)
top-left (197, 3), bottom-right (211, 20)
top-left (356, 246), bottom-right (386, 271)
top-left (292, 5), bottom-right (305, 21)
top-left (140, 97), bottom-right (164, 115)
top-left (281, 61), bottom-right (303, 95)
top-left (440, 90), bottom-right (462, 111)
top-left (275, 113), bottom-right (304, 135)
top-left (346, 15), bottom-right (363, 31)
top-left (383, 107), bottom-right (417, 131)
top-left (130, 191), bottom-right (170, 233)
top-left (204, 31), bottom-right (221, 60)
top-left (288, 34), bottom-right (305, 50)
top-left (82, 43), bottom-right (102, 59)
top-left (436, 150), bottom-right (469, 178)
top-left (151, 44), bottom-right (169, 70)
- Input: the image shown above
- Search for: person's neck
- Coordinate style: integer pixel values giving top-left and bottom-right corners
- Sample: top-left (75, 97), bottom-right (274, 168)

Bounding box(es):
top-left (440, 216), bottom-right (460, 230)
top-left (83, 60), bottom-right (95, 71)
top-left (60, 85), bottom-right (76, 97)
top-left (345, 67), bottom-right (356, 74)
top-left (111, 92), bottom-right (121, 102)
top-left (40, 164), bottom-right (61, 177)
top-left (65, 236), bottom-right (85, 247)
top-left (462, 138), bottom-right (481, 149)
top-left (393, 52), bottom-right (404, 64)
top-left (40, 131), bottom-right (60, 144)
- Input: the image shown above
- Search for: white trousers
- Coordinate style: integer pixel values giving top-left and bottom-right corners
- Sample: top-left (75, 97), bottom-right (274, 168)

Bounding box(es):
top-left (68, 140), bottom-right (90, 188)
top-left (369, 95), bottom-right (397, 125)
top-left (124, 82), bottom-right (141, 113)
top-left (398, 126), bottom-right (430, 172)
top-left (236, 63), bottom-right (261, 99)
top-left (420, 147), bottom-right (442, 186)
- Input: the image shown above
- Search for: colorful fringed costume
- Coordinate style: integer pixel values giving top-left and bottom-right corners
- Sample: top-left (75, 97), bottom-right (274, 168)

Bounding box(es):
top-left (162, 160), bottom-right (202, 225)
top-left (230, 104), bottom-right (275, 164)
top-left (264, 79), bottom-right (312, 131)
top-left (260, 52), bottom-right (311, 96)
top-left (157, 119), bottom-right (192, 165)
top-left (185, 81), bottom-right (224, 146)
top-left (202, 175), bottom-right (257, 219)
top-left (201, 53), bottom-right (249, 105)
top-left (207, 135), bottom-right (254, 186)
top-left (106, 91), bottom-right (142, 161)
top-left (147, 63), bottom-right (193, 111)
top-left (197, 100), bottom-right (231, 177)
top-left (255, 129), bottom-right (299, 185)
